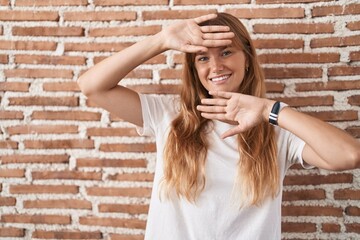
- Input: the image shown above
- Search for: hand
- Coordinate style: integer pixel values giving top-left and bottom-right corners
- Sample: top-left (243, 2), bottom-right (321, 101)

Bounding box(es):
top-left (160, 14), bottom-right (235, 53)
top-left (197, 91), bottom-right (274, 138)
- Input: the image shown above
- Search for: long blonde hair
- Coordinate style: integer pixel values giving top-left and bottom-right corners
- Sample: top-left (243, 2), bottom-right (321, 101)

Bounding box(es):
top-left (162, 13), bottom-right (279, 207)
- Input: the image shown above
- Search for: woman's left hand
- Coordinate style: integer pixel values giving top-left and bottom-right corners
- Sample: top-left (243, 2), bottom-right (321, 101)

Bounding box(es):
top-left (197, 91), bottom-right (273, 138)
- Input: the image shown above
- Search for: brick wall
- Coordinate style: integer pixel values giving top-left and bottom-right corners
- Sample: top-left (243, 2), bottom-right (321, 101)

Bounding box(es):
top-left (0, 0), bottom-right (359, 239)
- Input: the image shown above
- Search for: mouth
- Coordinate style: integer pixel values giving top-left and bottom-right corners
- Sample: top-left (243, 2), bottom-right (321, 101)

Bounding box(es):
top-left (209, 74), bottom-right (232, 84)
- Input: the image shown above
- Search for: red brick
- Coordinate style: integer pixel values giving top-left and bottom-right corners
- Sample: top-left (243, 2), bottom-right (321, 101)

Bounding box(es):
top-left (174, 0), bottom-right (248, 4)
top-left (24, 199), bottom-right (92, 209)
top-left (99, 143), bottom-right (156, 152)
top-left (5, 69), bottom-right (73, 79)
top-left (7, 125), bottom-right (78, 135)
top-left (15, 55), bottom-right (86, 65)
top-left (329, 66), bottom-right (360, 76)
top-left (64, 11), bottom-right (136, 21)
top-left (0, 140), bottom-right (18, 149)
top-left (257, 0), bottom-right (333, 3)
top-left (86, 187), bottom-right (151, 197)
top-left (32, 170), bottom-right (102, 180)
top-left (349, 95), bottom-right (360, 106)
top-left (108, 172), bottom-right (154, 182)
top-left (94, 0), bottom-right (167, 5)
top-left (0, 169), bottom-right (25, 178)
top-left (259, 53), bottom-right (339, 64)
top-left (265, 82), bottom-right (285, 93)
top-left (65, 42), bottom-right (132, 52)
top-left (0, 111), bottom-right (24, 120)
top-left (0, 54), bottom-right (7, 63)
top-left (284, 173), bottom-right (353, 185)
top-left (334, 189), bottom-right (360, 200)
top-left (0, 82), bottom-right (29, 92)
top-left (350, 51), bottom-right (360, 61)
top-left (1, 214), bottom-right (71, 225)
top-left (282, 222), bottom-right (316, 233)
top-left (89, 25), bottom-right (161, 37)
top-left (0, 227), bottom-right (25, 237)
top-left (0, 11), bottom-right (59, 21)
top-left (160, 69), bottom-right (182, 79)
top-left (10, 184), bottom-right (79, 194)
top-left (31, 111), bottom-right (101, 121)
top-left (282, 189), bottom-right (326, 201)
top-left (304, 110), bottom-right (358, 121)
top-left (312, 4), bottom-right (360, 17)
top-left (8, 96), bottom-right (78, 106)
top-left (109, 234), bottom-right (144, 240)
top-left (254, 39), bottom-right (304, 49)
top-left (16, 0), bottom-right (87, 6)
top-left (32, 230), bottom-right (102, 239)
top-left (0, 40), bottom-right (56, 51)
top-left (0, 154), bottom-right (69, 164)
top-left (13, 26), bottom-right (84, 36)
top-left (253, 23), bottom-right (333, 34)
top-left (346, 126), bottom-right (360, 138)
top-left (99, 203), bottom-right (149, 214)
top-left (345, 223), bottom-right (360, 234)
top-left (87, 127), bottom-right (139, 137)
top-left (0, 0), bottom-right (8, 6)
top-left (227, 8), bottom-right (304, 19)
top-left (264, 67), bottom-right (322, 79)
top-left (79, 216), bottom-right (146, 229)
top-left (311, 35), bottom-right (360, 48)
top-left (322, 223), bottom-right (341, 233)
top-left (345, 206), bottom-right (360, 216)
top-left (282, 206), bottom-right (343, 217)
top-left (274, 96), bottom-right (333, 107)
top-left (142, 10), bottom-right (217, 20)
top-left (76, 158), bottom-right (147, 168)
top-left (43, 82), bottom-right (80, 92)
top-left (0, 197), bottom-right (16, 206)
top-left (24, 139), bottom-right (94, 149)
top-left (295, 80), bottom-right (360, 92)
top-left (347, 21), bottom-right (360, 31)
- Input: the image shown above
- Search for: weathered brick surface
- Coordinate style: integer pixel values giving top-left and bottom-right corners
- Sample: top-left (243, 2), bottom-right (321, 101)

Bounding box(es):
top-left (1, 1), bottom-right (359, 239)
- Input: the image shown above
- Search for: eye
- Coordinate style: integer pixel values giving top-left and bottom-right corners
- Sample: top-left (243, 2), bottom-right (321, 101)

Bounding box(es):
top-left (196, 56), bottom-right (209, 62)
top-left (222, 50), bottom-right (232, 57)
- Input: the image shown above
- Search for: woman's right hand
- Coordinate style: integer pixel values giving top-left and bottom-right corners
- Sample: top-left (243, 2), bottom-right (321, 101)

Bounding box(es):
top-left (160, 13), bottom-right (235, 53)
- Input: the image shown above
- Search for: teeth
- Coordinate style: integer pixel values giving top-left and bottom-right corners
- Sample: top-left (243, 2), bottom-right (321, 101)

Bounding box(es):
top-left (211, 75), bottom-right (230, 82)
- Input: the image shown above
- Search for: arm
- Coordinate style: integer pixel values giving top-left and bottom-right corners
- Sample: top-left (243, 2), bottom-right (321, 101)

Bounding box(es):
top-left (197, 91), bottom-right (360, 171)
top-left (77, 14), bottom-right (234, 127)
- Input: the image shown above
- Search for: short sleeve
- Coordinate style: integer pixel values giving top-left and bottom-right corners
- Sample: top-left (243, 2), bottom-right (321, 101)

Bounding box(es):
top-left (277, 127), bottom-right (313, 171)
top-left (136, 94), bottom-right (179, 137)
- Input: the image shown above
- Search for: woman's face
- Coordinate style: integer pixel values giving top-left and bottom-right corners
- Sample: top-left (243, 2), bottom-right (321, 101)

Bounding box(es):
top-left (194, 46), bottom-right (247, 93)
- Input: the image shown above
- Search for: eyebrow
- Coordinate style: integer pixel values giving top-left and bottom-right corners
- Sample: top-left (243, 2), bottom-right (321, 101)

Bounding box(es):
top-left (196, 46), bottom-right (231, 56)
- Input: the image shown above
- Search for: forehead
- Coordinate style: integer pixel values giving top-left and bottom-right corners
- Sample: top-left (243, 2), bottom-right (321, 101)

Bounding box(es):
top-left (195, 45), bottom-right (241, 56)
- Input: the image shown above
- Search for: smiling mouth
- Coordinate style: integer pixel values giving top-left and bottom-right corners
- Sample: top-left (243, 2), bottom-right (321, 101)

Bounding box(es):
top-left (210, 74), bottom-right (232, 83)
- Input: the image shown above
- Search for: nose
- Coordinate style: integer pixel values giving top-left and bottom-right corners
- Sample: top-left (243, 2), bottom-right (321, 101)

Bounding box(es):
top-left (210, 57), bottom-right (224, 73)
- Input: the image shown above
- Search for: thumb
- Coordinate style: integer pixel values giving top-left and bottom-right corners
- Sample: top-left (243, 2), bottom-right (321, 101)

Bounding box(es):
top-left (221, 125), bottom-right (245, 139)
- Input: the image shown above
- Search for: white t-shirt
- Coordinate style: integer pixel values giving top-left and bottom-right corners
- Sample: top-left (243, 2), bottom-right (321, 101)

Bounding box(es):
top-left (137, 94), bottom-right (306, 240)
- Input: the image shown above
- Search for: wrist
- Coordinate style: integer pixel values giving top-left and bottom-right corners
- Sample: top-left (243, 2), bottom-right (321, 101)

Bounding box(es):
top-left (262, 99), bottom-right (276, 123)
top-left (267, 101), bottom-right (288, 126)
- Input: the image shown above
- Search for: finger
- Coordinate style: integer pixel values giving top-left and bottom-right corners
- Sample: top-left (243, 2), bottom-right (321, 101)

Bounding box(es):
top-left (197, 105), bottom-right (226, 113)
top-left (221, 126), bottom-right (244, 139)
top-left (200, 98), bottom-right (228, 106)
top-left (182, 44), bottom-right (208, 53)
top-left (193, 13), bottom-right (217, 24)
top-left (209, 91), bottom-right (233, 99)
top-left (200, 25), bottom-right (230, 33)
top-left (200, 112), bottom-right (227, 121)
top-left (202, 39), bottom-right (233, 48)
top-left (202, 32), bottom-right (235, 40)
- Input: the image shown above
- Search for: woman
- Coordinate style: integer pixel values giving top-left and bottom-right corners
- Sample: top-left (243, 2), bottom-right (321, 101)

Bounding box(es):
top-left (78, 13), bottom-right (360, 240)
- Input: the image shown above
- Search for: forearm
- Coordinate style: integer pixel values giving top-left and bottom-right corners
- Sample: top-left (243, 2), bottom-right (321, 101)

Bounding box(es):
top-left (77, 32), bottom-right (167, 96)
top-left (271, 102), bottom-right (360, 170)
